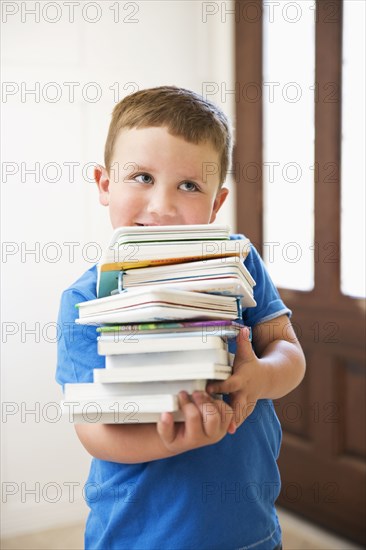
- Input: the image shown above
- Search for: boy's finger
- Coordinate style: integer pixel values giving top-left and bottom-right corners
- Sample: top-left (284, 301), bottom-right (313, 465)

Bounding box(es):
top-left (206, 374), bottom-right (241, 395)
top-left (229, 395), bottom-right (257, 428)
top-left (227, 418), bottom-right (237, 435)
top-left (191, 391), bottom-right (218, 435)
top-left (192, 392), bottom-right (233, 437)
top-left (207, 328), bottom-right (255, 395)
top-left (179, 391), bottom-right (205, 437)
top-left (238, 326), bottom-right (252, 343)
top-left (157, 412), bottom-right (176, 444)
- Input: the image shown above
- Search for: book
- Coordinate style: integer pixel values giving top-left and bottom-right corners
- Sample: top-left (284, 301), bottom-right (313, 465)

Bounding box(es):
top-left (105, 258), bottom-right (256, 306)
top-left (116, 258), bottom-right (255, 289)
top-left (66, 410), bottom-right (184, 424)
top-left (107, 224), bottom-right (231, 245)
top-left (76, 288), bottom-right (241, 325)
top-left (104, 348), bottom-right (229, 368)
top-left (61, 393), bottom-right (178, 416)
top-left (93, 363), bottom-right (232, 383)
top-left (64, 380), bottom-right (207, 400)
top-left (97, 225), bottom-right (251, 297)
top-left (97, 333), bottom-right (227, 356)
top-left (97, 320), bottom-right (245, 340)
top-left (112, 277), bottom-right (254, 306)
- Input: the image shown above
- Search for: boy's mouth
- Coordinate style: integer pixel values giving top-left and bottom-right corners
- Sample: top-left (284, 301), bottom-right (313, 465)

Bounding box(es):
top-left (135, 223), bottom-right (163, 226)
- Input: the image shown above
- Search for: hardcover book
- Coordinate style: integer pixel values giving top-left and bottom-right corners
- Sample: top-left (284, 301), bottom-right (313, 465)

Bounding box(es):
top-left (97, 224), bottom-right (251, 297)
top-left (76, 288), bottom-right (242, 324)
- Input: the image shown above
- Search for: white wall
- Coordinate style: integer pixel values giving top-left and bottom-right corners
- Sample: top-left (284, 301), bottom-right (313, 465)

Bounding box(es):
top-left (1, 0), bottom-right (235, 537)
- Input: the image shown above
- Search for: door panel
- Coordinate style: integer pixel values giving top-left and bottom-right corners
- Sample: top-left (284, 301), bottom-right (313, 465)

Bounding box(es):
top-left (235, 0), bottom-right (366, 544)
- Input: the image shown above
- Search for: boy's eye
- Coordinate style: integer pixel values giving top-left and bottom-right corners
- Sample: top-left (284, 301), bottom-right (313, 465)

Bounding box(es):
top-left (179, 181), bottom-right (199, 192)
top-left (135, 173), bottom-right (153, 184)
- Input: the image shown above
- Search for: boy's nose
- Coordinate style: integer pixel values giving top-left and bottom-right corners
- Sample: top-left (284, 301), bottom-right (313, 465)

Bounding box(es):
top-left (146, 188), bottom-right (177, 220)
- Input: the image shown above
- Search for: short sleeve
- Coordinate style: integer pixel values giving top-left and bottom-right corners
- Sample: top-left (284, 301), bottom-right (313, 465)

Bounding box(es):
top-left (230, 235), bottom-right (291, 327)
top-left (56, 288), bottom-right (104, 390)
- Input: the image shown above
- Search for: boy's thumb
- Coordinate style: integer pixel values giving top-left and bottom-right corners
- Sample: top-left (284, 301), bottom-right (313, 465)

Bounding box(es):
top-left (233, 327), bottom-right (255, 367)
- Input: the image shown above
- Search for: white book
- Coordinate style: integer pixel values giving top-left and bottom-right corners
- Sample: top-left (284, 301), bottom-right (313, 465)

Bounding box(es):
top-left (107, 224), bottom-right (231, 246)
top-left (119, 279), bottom-right (256, 307)
top-left (68, 410), bottom-right (184, 424)
top-left (104, 240), bottom-right (246, 262)
top-left (78, 306), bottom-right (237, 325)
top-left (97, 225), bottom-right (252, 298)
top-left (76, 288), bottom-right (239, 325)
top-left (62, 395), bottom-right (181, 424)
top-left (64, 380), bottom-right (207, 400)
top-left (100, 225), bottom-right (249, 264)
top-left (105, 348), bottom-right (229, 368)
top-left (79, 288), bottom-right (239, 318)
top-left (114, 259), bottom-right (256, 306)
top-left (61, 393), bottom-right (178, 414)
top-left (122, 257), bottom-right (255, 289)
top-left (98, 334), bottom-right (226, 356)
top-left (93, 363), bottom-right (232, 383)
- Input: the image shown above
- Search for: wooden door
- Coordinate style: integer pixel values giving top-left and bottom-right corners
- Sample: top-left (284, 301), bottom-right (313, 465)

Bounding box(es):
top-left (235, 0), bottom-right (366, 544)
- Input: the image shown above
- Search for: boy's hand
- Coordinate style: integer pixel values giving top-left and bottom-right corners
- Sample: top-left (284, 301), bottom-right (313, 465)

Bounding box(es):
top-left (157, 391), bottom-right (234, 453)
top-left (206, 327), bottom-right (265, 430)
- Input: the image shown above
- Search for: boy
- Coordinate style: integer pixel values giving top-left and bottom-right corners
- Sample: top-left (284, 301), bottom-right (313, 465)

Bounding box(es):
top-left (56, 86), bottom-right (306, 550)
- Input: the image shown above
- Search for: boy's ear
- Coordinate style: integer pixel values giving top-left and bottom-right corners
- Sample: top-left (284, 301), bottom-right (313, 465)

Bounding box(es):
top-left (94, 165), bottom-right (110, 206)
top-left (210, 187), bottom-right (229, 222)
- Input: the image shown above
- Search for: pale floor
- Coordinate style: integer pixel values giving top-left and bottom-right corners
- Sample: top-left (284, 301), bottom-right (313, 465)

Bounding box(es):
top-left (1, 508), bottom-right (363, 550)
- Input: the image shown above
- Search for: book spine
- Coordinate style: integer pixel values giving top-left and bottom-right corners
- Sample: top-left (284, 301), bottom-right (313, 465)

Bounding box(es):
top-left (100, 252), bottom-right (245, 272)
top-left (97, 320), bottom-right (243, 332)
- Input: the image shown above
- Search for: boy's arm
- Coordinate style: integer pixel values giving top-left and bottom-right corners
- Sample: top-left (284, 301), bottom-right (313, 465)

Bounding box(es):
top-left (252, 314), bottom-right (306, 399)
top-left (75, 391), bottom-right (234, 464)
top-left (207, 315), bottom-right (306, 426)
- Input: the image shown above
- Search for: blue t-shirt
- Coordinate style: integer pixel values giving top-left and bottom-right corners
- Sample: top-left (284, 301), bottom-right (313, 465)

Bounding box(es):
top-left (56, 238), bottom-right (291, 550)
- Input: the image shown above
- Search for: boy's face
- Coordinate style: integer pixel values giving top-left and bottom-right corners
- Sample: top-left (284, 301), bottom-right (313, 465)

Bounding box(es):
top-left (95, 126), bottom-right (228, 228)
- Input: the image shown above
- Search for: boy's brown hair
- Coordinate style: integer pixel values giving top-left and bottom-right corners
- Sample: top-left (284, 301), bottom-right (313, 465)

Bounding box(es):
top-left (104, 86), bottom-right (232, 185)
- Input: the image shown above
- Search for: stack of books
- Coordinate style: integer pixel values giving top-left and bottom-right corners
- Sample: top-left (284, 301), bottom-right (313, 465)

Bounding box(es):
top-left (62, 225), bottom-right (256, 423)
